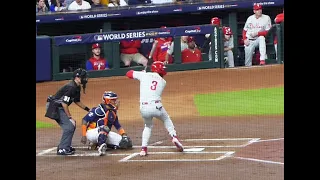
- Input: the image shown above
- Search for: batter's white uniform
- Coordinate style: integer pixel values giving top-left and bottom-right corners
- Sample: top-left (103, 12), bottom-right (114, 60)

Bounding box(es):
top-left (86, 129), bottom-right (122, 146)
top-left (243, 14), bottom-right (272, 66)
top-left (132, 71), bottom-right (177, 147)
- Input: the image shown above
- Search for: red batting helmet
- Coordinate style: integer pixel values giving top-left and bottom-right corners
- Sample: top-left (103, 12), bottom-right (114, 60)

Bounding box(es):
top-left (223, 26), bottom-right (232, 35)
top-left (151, 61), bottom-right (167, 76)
top-left (211, 17), bottom-right (220, 26)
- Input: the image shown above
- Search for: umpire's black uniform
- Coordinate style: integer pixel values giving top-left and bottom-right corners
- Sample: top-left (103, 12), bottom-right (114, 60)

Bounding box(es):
top-left (45, 68), bottom-right (89, 155)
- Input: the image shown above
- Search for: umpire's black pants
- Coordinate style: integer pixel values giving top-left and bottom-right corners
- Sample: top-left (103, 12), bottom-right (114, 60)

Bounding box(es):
top-left (46, 102), bottom-right (76, 150)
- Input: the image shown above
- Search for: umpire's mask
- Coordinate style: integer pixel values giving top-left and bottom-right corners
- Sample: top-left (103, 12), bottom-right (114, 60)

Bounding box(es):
top-left (73, 68), bottom-right (89, 94)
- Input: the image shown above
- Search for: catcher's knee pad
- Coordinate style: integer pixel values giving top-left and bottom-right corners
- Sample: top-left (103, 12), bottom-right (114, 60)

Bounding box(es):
top-left (98, 125), bottom-right (110, 134)
top-left (98, 132), bottom-right (108, 145)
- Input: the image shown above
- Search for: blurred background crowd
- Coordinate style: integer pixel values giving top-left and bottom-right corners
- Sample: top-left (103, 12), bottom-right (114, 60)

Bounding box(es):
top-left (36, 0), bottom-right (229, 13)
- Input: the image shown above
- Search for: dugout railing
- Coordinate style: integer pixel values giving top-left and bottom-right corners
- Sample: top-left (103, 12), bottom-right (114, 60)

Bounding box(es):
top-left (51, 24), bottom-right (225, 81)
top-left (45, 23), bottom-right (283, 81)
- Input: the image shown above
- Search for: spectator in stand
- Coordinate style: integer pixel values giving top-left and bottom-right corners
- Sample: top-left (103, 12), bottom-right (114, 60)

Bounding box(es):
top-left (44, 0), bottom-right (68, 12)
top-left (149, 26), bottom-right (173, 64)
top-left (181, 36), bottom-right (202, 63)
top-left (91, 0), bottom-right (104, 8)
top-left (64, 0), bottom-right (75, 8)
top-left (127, 0), bottom-right (151, 5)
top-left (165, 36), bottom-right (189, 64)
top-left (242, 4), bottom-right (272, 66)
top-left (108, 0), bottom-right (128, 7)
top-left (274, 9), bottom-right (284, 60)
top-left (100, 0), bottom-right (109, 6)
top-left (86, 43), bottom-right (110, 71)
top-left (36, 0), bottom-right (49, 13)
top-left (120, 39), bottom-right (148, 67)
top-left (151, 0), bottom-right (174, 4)
top-left (68, 0), bottom-right (91, 10)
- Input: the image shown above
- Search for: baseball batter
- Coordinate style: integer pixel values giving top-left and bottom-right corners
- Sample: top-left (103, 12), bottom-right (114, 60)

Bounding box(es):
top-left (126, 61), bottom-right (184, 156)
top-left (81, 91), bottom-right (132, 156)
top-left (242, 4), bottom-right (272, 66)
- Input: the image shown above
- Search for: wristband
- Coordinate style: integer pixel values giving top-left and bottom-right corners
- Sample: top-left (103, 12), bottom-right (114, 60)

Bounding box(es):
top-left (84, 107), bottom-right (90, 112)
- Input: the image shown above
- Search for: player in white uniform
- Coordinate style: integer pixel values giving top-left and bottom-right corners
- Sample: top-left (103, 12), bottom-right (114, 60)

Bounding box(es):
top-left (126, 61), bottom-right (184, 156)
top-left (242, 4), bottom-right (272, 66)
top-left (205, 17), bottom-right (234, 67)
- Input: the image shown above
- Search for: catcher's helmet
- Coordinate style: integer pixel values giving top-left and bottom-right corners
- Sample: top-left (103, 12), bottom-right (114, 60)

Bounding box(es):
top-left (102, 91), bottom-right (118, 105)
top-left (151, 61), bottom-right (167, 76)
top-left (211, 17), bottom-right (221, 26)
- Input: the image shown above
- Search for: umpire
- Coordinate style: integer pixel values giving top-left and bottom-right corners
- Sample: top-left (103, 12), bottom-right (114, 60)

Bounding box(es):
top-left (45, 68), bottom-right (91, 155)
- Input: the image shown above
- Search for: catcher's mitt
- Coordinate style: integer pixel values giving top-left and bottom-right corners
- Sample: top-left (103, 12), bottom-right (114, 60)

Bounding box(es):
top-left (119, 135), bottom-right (133, 149)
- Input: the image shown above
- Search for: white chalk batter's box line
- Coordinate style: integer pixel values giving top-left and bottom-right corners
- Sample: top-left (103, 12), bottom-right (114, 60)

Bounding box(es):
top-left (36, 137), bottom-right (260, 157)
top-left (119, 151), bottom-right (235, 162)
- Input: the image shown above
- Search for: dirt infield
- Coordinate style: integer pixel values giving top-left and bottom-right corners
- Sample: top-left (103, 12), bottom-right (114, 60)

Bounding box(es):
top-left (36, 65), bottom-right (284, 180)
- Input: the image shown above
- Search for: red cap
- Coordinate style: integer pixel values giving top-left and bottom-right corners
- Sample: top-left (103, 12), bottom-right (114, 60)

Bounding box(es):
top-left (253, 4), bottom-right (262, 10)
top-left (92, 43), bottom-right (101, 49)
top-left (223, 26), bottom-right (232, 35)
top-left (187, 36), bottom-right (195, 43)
top-left (211, 17), bottom-right (220, 26)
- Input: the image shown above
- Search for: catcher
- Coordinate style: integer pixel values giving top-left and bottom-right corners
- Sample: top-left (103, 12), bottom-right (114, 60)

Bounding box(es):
top-left (81, 91), bottom-right (133, 156)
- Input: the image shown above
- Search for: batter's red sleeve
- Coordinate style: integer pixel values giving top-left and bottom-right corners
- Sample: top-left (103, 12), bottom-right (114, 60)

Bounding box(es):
top-left (126, 70), bottom-right (134, 79)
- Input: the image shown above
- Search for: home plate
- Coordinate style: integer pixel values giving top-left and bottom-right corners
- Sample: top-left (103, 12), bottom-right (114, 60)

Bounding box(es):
top-left (183, 148), bottom-right (204, 152)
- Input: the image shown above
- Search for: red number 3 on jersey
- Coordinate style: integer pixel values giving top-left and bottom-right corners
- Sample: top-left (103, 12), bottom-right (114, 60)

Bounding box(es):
top-left (150, 81), bottom-right (158, 90)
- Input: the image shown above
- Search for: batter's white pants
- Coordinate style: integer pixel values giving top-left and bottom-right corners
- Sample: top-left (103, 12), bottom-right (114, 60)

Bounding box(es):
top-left (244, 36), bottom-right (267, 66)
top-left (86, 128), bottom-right (122, 146)
top-left (139, 101), bottom-right (177, 147)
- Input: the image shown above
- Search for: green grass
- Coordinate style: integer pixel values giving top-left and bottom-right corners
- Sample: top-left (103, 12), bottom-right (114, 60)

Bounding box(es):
top-left (36, 121), bottom-right (54, 128)
top-left (194, 87), bottom-right (284, 116)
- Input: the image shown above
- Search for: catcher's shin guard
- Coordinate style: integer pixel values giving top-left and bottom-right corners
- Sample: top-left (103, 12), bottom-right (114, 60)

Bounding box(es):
top-left (98, 132), bottom-right (108, 145)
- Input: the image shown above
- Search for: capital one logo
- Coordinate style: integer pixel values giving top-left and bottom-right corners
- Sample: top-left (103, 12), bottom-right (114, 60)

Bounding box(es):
top-left (65, 36), bottom-right (82, 43)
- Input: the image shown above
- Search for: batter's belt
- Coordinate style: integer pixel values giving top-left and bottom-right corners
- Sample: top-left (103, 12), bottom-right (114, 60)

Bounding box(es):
top-left (141, 100), bottom-right (161, 105)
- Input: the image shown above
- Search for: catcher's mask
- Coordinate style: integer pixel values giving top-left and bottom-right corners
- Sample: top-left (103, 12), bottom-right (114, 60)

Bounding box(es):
top-left (73, 68), bottom-right (88, 94)
top-left (151, 61), bottom-right (167, 76)
top-left (102, 91), bottom-right (118, 107)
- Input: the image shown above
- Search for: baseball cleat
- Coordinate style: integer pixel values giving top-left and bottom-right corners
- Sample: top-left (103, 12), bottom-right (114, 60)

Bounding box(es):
top-left (57, 148), bottom-right (75, 155)
top-left (70, 146), bottom-right (76, 153)
top-left (172, 137), bottom-right (184, 152)
top-left (98, 143), bottom-right (107, 156)
top-left (139, 147), bottom-right (148, 156)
